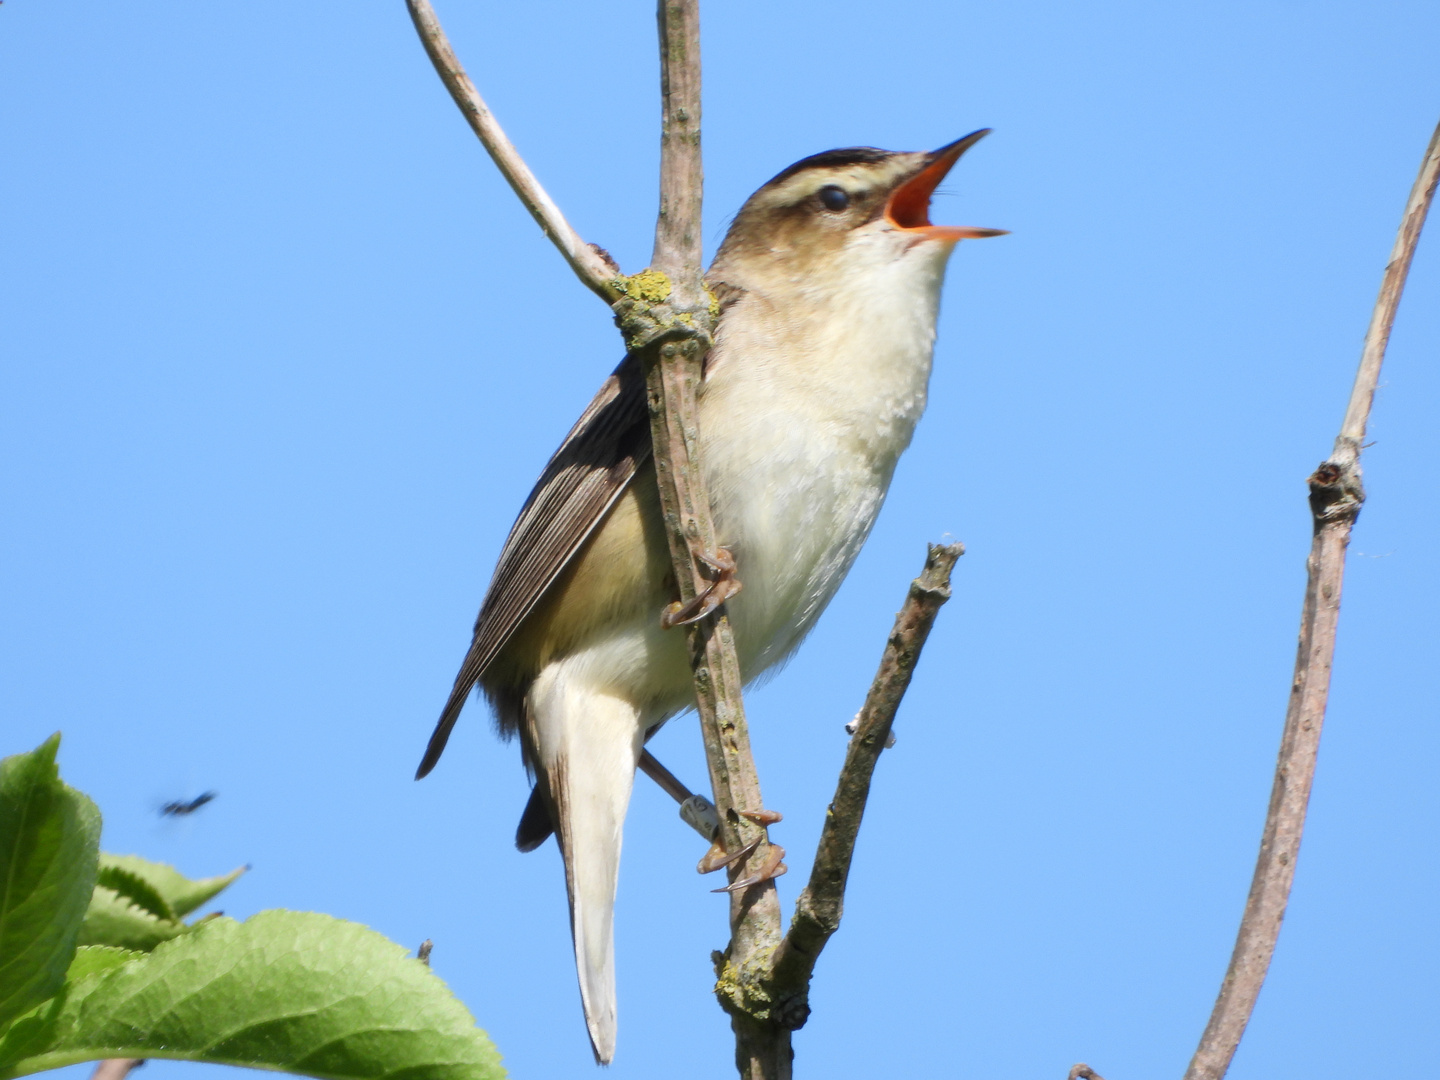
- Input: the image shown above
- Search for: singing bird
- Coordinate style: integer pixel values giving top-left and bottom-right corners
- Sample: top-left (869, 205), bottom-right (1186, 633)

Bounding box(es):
top-left (417, 130), bottom-right (1004, 1063)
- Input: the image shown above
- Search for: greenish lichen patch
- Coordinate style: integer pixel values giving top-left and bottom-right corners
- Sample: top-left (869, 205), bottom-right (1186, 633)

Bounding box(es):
top-left (614, 268), bottom-right (672, 304)
top-left (712, 944), bottom-right (781, 1020)
top-left (610, 269), bottom-right (719, 352)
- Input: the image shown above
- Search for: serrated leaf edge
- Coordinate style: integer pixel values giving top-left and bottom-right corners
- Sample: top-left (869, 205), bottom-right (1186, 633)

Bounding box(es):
top-left (93, 867), bottom-right (173, 922)
top-left (80, 887), bottom-right (187, 949)
top-left (97, 855), bottom-right (246, 919)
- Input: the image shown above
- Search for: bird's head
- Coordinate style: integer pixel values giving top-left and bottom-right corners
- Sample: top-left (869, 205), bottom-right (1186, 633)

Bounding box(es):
top-left (709, 129), bottom-right (1006, 294)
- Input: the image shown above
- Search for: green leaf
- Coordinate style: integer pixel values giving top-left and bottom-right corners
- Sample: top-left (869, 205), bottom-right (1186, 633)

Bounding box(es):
top-left (93, 866), bottom-right (173, 922)
top-left (97, 854), bottom-right (245, 918)
top-left (0, 910), bottom-right (505, 1080)
top-left (0, 735), bottom-right (101, 1031)
top-left (76, 888), bottom-right (187, 952)
top-left (64, 948), bottom-right (142, 984)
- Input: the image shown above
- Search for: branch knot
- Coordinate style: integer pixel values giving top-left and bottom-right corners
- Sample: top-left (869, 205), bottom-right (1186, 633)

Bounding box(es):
top-left (612, 276), bottom-right (716, 354)
top-left (711, 944), bottom-right (809, 1028)
top-left (1307, 459), bottom-right (1365, 531)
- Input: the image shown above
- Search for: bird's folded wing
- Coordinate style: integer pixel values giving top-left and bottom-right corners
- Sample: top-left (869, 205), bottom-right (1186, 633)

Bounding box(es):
top-left (417, 354), bottom-right (652, 777)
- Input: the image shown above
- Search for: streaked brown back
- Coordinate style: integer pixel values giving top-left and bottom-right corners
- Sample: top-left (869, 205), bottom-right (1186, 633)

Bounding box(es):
top-left (416, 355), bottom-right (651, 778)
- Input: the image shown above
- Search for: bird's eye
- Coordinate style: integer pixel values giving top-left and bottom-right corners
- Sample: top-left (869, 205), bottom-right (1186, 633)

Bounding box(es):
top-left (818, 185), bottom-right (850, 212)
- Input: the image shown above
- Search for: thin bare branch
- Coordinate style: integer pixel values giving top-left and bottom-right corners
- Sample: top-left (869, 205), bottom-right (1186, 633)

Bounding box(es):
top-left (90, 1061), bottom-right (144, 1080)
top-left (652, 0), bottom-right (705, 276)
top-left (1183, 116), bottom-right (1440, 1080)
top-left (639, 330), bottom-right (786, 1064)
top-left (1337, 120), bottom-right (1440, 457)
top-left (621, 4), bottom-right (791, 1077)
top-left (404, 0), bottom-right (623, 304)
top-left (768, 544), bottom-right (964, 1026)
top-left (405, 2), bottom-right (971, 1075)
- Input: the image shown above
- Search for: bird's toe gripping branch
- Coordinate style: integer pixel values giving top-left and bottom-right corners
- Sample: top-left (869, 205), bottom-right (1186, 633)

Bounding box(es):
top-left (697, 836), bottom-right (760, 875)
top-left (714, 843), bottom-right (787, 893)
top-left (661, 546), bottom-right (742, 629)
top-left (697, 808), bottom-right (787, 890)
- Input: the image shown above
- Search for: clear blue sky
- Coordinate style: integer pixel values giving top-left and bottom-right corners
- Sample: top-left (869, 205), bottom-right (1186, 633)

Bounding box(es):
top-left (3, 1), bottom-right (1437, 1077)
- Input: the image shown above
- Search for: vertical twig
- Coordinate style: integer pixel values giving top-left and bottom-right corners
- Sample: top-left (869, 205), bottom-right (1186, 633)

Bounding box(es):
top-left (404, 3), bottom-right (972, 1074)
top-left (652, 0), bottom-right (705, 277)
top-left (1183, 117), bottom-right (1440, 1080)
top-left (404, 0), bottom-right (623, 304)
top-left (633, 3), bottom-right (788, 1077)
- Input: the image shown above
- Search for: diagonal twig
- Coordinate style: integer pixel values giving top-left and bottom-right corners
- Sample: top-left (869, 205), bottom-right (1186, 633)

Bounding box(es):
top-left (767, 544), bottom-right (965, 1028)
top-left (404, 0), bottom-right (623, 304)
top-left (1183, 116), bottom-right (1440, 1080)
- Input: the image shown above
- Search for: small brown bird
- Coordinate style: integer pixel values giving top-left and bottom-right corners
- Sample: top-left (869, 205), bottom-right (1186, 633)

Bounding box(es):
top-left (418, 131), bottom-right (1004, 1062)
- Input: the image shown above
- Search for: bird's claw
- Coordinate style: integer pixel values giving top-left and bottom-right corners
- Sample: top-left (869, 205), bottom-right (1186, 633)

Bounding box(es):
top-left (696, 836), bottom-right (760, 875)
top-left (739, 808), bottom-right (783, 826)
top-left (661, 547), bottom-right (743, 629)
top-left (694, 547), bottom-right (737, 576)
top-left (712, 844), bottom-right (787, 893)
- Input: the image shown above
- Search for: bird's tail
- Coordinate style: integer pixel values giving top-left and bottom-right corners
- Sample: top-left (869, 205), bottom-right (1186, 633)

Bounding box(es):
top-left (527, 670), bottom-right (643, 1065)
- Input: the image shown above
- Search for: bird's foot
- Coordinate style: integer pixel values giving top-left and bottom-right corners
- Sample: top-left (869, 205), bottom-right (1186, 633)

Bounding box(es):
top-left (660, 547), bottom-right (742, 629)
top-left (697, 806), bottom-right (786, 888)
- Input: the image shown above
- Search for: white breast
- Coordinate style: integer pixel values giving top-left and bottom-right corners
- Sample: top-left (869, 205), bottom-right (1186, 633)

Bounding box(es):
top-left (699, 232), bottom-right (957, 678)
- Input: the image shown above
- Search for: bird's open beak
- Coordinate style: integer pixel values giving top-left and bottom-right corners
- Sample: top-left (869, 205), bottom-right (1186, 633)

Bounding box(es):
top-left (885, 129), bottom-right (1008, 242)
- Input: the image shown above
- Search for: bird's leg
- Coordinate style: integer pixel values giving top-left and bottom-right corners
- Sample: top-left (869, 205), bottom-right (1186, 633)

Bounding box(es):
top-left (638, 751), bottom-right (721, 842)
top-left (636, 750), bottom-right (785, 881)
top-left (638, 749), bottom-right (695, 804)
top-left (660, 546), bottom-right (742, 629)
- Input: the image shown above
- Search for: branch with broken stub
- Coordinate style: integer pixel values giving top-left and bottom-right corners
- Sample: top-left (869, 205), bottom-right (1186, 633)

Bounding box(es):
top-left (1181, 116), bottom-right (1440, 1080)
top-left (404, 1), bottom-right (974, 1077)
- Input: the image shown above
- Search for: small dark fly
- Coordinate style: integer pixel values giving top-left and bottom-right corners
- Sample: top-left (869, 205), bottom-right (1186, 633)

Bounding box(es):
top-left (159, 791), bottom-right (217, 817)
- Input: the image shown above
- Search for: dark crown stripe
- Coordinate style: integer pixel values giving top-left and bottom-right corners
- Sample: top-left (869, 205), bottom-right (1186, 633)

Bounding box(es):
top-left (762, 146), bottom-right (894, 189)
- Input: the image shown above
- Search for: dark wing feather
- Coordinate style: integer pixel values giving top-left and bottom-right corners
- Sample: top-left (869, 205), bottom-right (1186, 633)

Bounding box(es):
top-left (416, 355), bottom-right (652, 778)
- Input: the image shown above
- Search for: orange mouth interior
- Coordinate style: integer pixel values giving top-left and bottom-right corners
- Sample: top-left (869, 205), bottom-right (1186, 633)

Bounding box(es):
top-left (885, 130), bottom-right (1008, 241)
